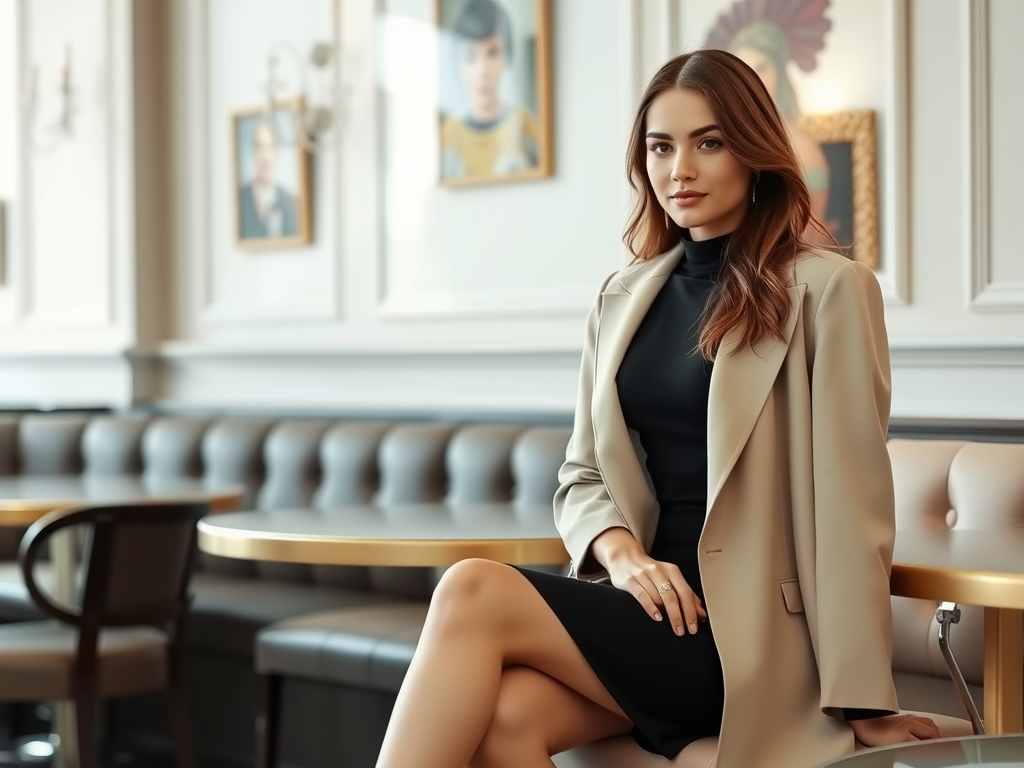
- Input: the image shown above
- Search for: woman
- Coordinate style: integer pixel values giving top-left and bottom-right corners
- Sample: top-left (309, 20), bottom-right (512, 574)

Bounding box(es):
top-left (375, 50), bottom-right (938, 768)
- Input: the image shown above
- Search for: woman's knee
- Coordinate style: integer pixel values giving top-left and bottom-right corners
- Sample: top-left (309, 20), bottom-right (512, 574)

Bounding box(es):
top-left (471, 668), bottom-right (547, 767)
top-left (428, 558), bottom-right (519, 633)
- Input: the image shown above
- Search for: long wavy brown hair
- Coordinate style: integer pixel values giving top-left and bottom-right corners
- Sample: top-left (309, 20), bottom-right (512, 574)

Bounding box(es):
top-left (624, 49), bottom-right (831, 360)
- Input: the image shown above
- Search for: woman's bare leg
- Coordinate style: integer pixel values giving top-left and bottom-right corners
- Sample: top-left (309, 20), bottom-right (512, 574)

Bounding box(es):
top-left (375, 559), bottom-right (631, 768)
top-left (470, 666), bottom-right (632, 768)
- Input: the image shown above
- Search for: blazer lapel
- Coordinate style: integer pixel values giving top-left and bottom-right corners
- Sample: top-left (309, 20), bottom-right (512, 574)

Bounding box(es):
top-left (706, 282), bottom-right (807, 517)
top-left (591, 244), bottom-right (683, 540)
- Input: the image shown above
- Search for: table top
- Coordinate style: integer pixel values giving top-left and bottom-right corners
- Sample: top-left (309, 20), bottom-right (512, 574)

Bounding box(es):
top-left (197, 509), bottom-right (1024, 589)
top-left (890, 528), bottom-right (1024, 610)
top-left (0, 475), bottom-right (245, 526)
top-left (197, 504), bottom-right (570, 567)
top-left (822, 733), bottom-right (1024, 767)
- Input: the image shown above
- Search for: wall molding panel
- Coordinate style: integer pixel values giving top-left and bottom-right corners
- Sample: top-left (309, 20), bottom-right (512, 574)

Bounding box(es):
top-left (966, 0), bottom-right (1024, 311)
top-left (0, 0), bottom-right (136, 352)
top-left (157, 346), bottom-right (584, 415)
top-left (0, 351), bottom-right (136, 409)
top-left (185, 0), bottom-right (342, 328)
top-left (877, 0), bottom-right (911, 306)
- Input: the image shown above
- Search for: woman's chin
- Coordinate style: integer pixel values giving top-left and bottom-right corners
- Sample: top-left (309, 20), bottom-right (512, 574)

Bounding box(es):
top-left (672, 213), bottom-right (708, 230)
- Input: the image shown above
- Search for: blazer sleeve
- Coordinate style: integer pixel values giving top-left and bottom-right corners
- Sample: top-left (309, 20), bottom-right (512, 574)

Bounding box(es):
top-left (553, 273), bottom-right (632, 578)
top-left (806, 259), bottom-right (900, 718)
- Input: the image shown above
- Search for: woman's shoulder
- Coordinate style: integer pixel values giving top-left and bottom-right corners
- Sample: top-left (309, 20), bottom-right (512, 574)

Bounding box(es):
top-left (590, 254), bottom-right (672, 305)
top-left (794, 249), bottom-right (884, 321)
top-left (793, 249), bottom-right (878, 292)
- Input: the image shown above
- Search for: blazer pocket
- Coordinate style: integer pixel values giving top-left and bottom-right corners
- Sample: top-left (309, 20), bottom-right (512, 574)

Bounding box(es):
top-left (780, 578), bottom-right (805, 614)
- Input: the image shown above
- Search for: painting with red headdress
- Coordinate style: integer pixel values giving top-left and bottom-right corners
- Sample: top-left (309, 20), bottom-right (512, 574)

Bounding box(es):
top-left (677, 0), bottom-right (891, 270)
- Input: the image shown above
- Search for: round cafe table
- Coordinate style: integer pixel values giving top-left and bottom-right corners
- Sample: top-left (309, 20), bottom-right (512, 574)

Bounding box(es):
top-left (821, 733), bottom-right (1024, 767)
top-left (197, 503), bottom-right (570, 567)
top-left (891, 528), bottom-right (1024, 736)
top-left (0, 475), bottom-right (244, 768)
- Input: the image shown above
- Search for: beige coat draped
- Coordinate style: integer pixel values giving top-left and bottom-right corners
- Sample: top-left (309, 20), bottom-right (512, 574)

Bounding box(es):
top-left (554, 244), bottom-right (900, 768)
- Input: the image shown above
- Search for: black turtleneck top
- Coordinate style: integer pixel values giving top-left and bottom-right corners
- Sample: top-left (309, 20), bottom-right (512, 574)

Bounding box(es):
top-left (616, 229), bottom-right (725, 549)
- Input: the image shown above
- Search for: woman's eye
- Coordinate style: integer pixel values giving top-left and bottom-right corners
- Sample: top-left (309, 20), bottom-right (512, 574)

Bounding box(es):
top-left (698, 138), bottom-right (723, 151)
top-left (648, 143), bottom-right (672, 155)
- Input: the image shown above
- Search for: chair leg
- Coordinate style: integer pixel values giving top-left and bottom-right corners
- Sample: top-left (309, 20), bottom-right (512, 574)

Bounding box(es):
top-left (256, 674), bottom-right (282, 768)
top-left (168, 666), bottom-right (196, 768)
top-left (74, 692), bottom-right (98, 768)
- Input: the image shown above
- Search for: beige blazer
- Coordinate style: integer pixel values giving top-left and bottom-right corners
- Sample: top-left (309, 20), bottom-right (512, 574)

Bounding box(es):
top-left (555, 243), bottom-right (900, 768)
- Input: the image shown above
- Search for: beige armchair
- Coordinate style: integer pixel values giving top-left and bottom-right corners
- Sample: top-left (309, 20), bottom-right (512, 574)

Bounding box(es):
top-left (887, 439), bottom-right (1024, 719)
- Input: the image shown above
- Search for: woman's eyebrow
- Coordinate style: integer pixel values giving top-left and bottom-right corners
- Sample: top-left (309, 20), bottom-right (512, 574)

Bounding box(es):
top-left (688, 124), bottom-right (720, 138)
top-left (645, 124), bottom-right (721, 141)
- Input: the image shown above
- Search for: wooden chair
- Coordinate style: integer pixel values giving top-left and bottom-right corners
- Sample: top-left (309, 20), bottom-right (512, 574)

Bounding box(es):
top-left (0, 502), bottom-right (208, 768)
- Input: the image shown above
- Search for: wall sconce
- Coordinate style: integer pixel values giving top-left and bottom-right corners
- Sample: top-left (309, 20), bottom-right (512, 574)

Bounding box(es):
top-left (262, 41), bottom-right (335, 153)
top-left (23, 45), bottom-right (78, 153)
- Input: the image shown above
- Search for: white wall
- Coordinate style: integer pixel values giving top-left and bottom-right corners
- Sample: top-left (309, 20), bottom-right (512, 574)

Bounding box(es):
top-left (160, 0), bottom-right (631, 415)
top-left (2, 0), bottom-right (1024, 420)
top-left (0, 0), bottom-right (143, 406)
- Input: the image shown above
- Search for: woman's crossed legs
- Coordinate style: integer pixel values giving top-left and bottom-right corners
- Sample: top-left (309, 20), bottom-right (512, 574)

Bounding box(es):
top-left (375, 559), bottom-right (633, 768)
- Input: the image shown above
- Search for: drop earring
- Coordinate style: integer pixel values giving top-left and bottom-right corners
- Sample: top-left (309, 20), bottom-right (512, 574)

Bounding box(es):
top-left (752, 171), bottom-right (761, 204)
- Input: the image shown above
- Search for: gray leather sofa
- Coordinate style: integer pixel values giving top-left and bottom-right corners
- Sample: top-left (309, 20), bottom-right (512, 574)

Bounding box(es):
top-left (0, 413), bottom-right (1015, 768)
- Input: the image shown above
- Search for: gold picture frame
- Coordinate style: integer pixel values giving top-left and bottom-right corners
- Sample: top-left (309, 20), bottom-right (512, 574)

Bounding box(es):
top-left (232, 98), bottom-right (313, 251)
top-left (797, 109), bottom-right (879, 270)
top-left (435, 0), bottom-right (553, 187)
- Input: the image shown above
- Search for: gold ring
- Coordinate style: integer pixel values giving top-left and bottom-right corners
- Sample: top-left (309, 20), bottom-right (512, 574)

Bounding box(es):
top-left (658, 582), bottom-right (673, 594)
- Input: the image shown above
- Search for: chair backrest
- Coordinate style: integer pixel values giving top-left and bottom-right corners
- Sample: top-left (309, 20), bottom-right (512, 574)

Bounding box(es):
top-left (19, 502), bottom-right (207, 629)
top-left (888, 439), bottom-right (1024, 691)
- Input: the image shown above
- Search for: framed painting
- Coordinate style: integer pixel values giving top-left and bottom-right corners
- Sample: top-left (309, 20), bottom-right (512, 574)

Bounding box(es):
top-left (799, 110), bottom-right (879, 268)
top-left (436, 0), bottom-right (553, 187)
top-left (232, 98), bottom-right (313, 250)
top-left (678, 0), bottom-right (894, 273)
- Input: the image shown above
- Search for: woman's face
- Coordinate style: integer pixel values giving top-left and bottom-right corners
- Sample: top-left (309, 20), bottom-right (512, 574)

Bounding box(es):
top-left (645, 88), bottom-right (752, 241)
top-left (733, 46), bottom-right (778, 100)
top-left (459, 33), bottom-right (507, 116)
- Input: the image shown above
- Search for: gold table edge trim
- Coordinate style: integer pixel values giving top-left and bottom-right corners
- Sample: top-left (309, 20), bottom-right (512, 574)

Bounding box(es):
top-left (0, 490), bottom-right (243, 525)
top-left (890, 563), bottom-right (1024, 610)
top-left (197, 522), bottom-right (571, 567)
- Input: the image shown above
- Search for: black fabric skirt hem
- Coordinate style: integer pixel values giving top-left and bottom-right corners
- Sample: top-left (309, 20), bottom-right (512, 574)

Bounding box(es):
top-left (511, 543), bottom-right (724, 759)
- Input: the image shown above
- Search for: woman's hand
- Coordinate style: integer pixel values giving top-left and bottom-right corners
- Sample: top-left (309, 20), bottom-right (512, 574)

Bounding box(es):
top-left (590, 528), bottom-right (707, 636)
top-left (849, 714), bottom-right (940, 746)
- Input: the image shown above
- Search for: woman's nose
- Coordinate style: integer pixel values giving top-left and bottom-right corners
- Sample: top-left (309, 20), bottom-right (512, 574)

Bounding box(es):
top-left (671, 151), bottom-right (695, 182)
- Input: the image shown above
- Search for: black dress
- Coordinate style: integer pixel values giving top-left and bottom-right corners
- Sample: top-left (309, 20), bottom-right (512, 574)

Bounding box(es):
top-left (516, 230), bottom-right (727, 758)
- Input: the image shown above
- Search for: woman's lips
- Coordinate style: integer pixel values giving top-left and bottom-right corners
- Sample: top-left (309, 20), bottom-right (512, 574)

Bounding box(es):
top-left (671, 192), bottom-right (706, 207)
